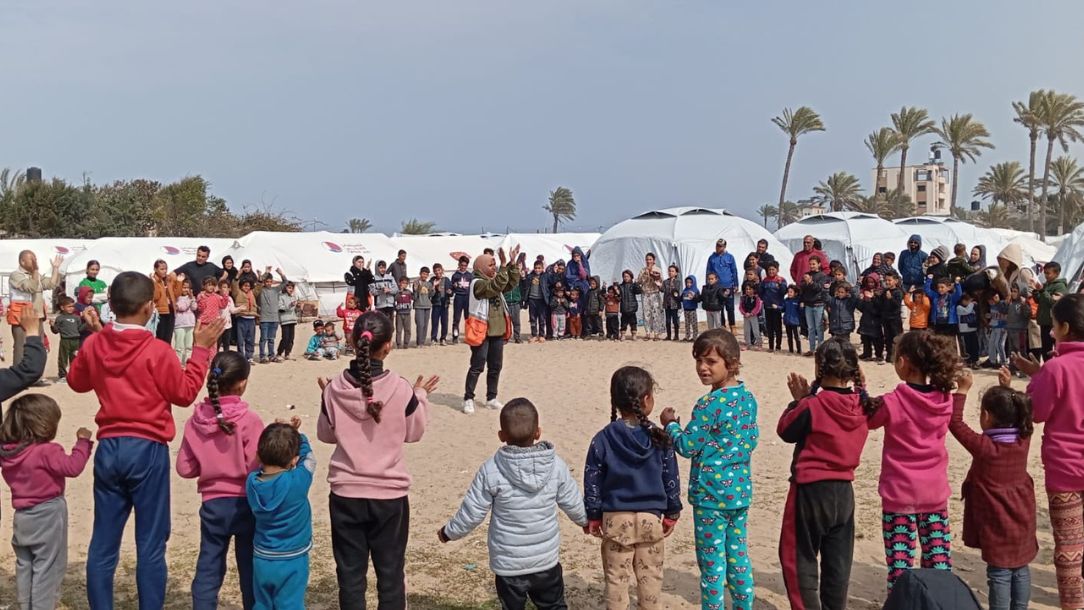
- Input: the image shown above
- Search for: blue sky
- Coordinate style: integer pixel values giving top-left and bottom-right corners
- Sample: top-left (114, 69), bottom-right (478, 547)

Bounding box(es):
top-left (4, 1), bottom-right (1084, 234)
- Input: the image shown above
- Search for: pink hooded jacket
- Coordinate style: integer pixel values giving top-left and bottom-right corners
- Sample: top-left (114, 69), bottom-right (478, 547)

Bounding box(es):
top-left (869, 383), bottom-right (953, 513)
top-left (1030, 341), bottom-right (1084, 492)
top-left (176, 395), bottom-right (265, 501)
top-left (0, 439), bottom-right (93, 510)
top-left (317, 367), bottom-right (430, 499)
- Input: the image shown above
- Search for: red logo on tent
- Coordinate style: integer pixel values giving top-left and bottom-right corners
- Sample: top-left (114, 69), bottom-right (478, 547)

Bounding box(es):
top-left (161, 246), bottom-right (182, 255)
top-left (54, 246), bottom-right (71, 255)
top-left (323, 242), bottom-right (343, 253)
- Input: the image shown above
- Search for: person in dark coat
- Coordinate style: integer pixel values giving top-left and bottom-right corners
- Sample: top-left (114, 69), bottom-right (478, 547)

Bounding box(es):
top-left (743, 239), bottom-right (778, 272)
top-left (0, 312), bottom-right (46, 412)
top-left (344, 256), bottom-right (375, 310)
top-left (898, 235), bottom-right (928, 291)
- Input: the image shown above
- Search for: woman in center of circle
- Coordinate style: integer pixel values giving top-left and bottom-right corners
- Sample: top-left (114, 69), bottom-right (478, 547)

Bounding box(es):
top-left (637, 253), bottom-right (665, 341)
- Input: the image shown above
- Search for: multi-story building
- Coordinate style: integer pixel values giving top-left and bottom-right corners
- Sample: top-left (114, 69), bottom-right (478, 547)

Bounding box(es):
top-left (873, 151), bottom-right (951, 216)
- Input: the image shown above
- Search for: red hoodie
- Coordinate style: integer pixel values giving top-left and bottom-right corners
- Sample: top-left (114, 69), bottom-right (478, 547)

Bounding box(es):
top-left (68, 324), bottom-right (212, 444)
top-left (777, 387), bottom-right (869, 484)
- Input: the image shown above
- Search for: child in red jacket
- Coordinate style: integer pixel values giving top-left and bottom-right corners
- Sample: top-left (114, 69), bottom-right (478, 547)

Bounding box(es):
top-left (777, 337), bottom-right (871, 610)
top-left (67, 272), bottom-right (224, 609)
top-left (337, 295), bottom-right (363, 355)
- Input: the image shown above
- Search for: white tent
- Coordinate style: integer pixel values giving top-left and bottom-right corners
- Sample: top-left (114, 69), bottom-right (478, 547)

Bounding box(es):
top-left (893, 217), bottom-right (1008, 264)
top-left (63, 237), bottom-right (235, 298)
top-left (389, 235), bottom-right (504, 277)
top-left (589, 207), bottom-right (792, 287)
top-left (774, 212), bottom-right (909, 280)
top-left (0, 239), bottom-right (92, 299)
top-left (498, 233), bottom-right (600, 266)
top-left (1053, 222), bottom-right (1084, 290)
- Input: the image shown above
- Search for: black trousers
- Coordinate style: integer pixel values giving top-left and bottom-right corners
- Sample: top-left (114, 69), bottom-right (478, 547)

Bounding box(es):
top-left (765, 308), bottom-right (783, 350)
top-left (960, 331), bottom-right (980, 363)
top-left (882, 319), bottom-right (902, 362)
top-left (465, 336), bottom-right (504, 401)
top-left (606, 314), bottom-right (619, 339)
top-left (786, 323), bottom-right (802, 353)
top-left (860, 333), bottom-right (884, 360)
top-left (664, 308), bottom-right (680, 339)
top-left (780, 480), bottom-right (855, 610)
top-left (495, 563), bottom-right (567, 610)
top-left (329, 493), bottom-right (409, 610)
top-left (155, 313), bottom-right (174, 343)
top-left (1041, 325), bottom-right (1055, 361)
top-left (277, 323), bottom-right (296, 357)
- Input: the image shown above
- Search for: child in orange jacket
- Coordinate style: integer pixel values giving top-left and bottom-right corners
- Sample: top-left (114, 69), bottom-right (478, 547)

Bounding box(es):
top-left (904, 289), bottom-right (930, 330)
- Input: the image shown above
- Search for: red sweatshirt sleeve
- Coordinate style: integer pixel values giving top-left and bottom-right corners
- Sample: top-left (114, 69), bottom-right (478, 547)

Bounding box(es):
top-left (948, 393), bottom-right (988, 457)
top-left (42, 439), bottom-right (93, 478)
top-left (153, 345), bottom-right (212, 407)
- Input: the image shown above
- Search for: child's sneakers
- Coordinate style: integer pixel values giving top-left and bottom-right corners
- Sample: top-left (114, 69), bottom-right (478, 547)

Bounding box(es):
top-left (484, 399), bottom-right (503, 411)
top-left (462, 399), bottom-right (475, 415)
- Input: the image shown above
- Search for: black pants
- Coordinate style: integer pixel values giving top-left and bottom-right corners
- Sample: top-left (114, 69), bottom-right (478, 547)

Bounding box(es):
top-left (277, 323), bottom-right (296, 357)
top-left (780, 480), bottom-right (854, 610)
top-left (606, 314), bottom-right (619, 339)
top-left (960, 331), bottom-right (980, 364)
top-left (620, 311), bottom-right (637, 333)
top-left (495, 563), bottom-right (567, 610)
top-left (1041, 325), bottom-right (1055, 361)
top-left (329, 494), bottom-right (409, 610)
top-left (218, 328), bottom-right (232, 352)
top-left (882, 319), bottom-right (902, 362)
top-left (155, 313), bottom-right (174, 343)
top-left (765, 308), bottom-right (783, 350)
top-left (465, 336), bottom-right (504, 401)
top-left (452, 295), bottom-right (469, 341)
top-left (786, 323), bottom-right (802, 353)
top-left (860, 333), bottom-right (884, 360)
top-left (664, 308), bottom-right (680, 339)
top-left (583, 313), bottom-right (602, 337)
top-left (527, 299), bottom-right (547, 337)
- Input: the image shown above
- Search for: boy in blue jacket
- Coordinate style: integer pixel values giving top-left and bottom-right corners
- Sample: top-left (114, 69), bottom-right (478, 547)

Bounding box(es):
top-left (759, 262), bottom-right (787, 352)
top-left (924, 275), bottom-right (963, 340)
top-left (680, 276), bottom-right (700, 341)
top-left (783, 285), bottom-right (803, 354)
top-left (246, 418), bottom-right (315, 610)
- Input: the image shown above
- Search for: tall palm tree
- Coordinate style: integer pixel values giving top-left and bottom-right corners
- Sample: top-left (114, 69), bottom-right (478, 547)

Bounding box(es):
top-left (0, 168), bottom-right (25, 198)
top-left (813, 171), bottom-right (862, 212)
top-left (1013, 91), bottom-right (1046, 232)
top-left (865, 127), bottom-right (900, 197)
top-left (777, 201), bottom-right (801, 227)
top-left (890, 106), bottom-right (936, 193)
top-left (772, 107), bottom-right (825, 207)
top-left (1036, 91), bottom-right (1084, 239)
top-left (934, 114), bottom-right (994, 212)
top-left (345, 217), bottom-right (372, 233)
top-left (976, 202), bottom-right (1013, 229)
top-left (400, 218), bottom-right (437, 235)
top-left (973, 161), bottom-right (1027, 210)
top-left (847, 190), bottom-right (914, 219)
top-left (756, 204), bottom-right (777, 228)
top-left (543, 186), bottom-right (576, 233)
top-left (1050, 155), bottom-right (1084, 235)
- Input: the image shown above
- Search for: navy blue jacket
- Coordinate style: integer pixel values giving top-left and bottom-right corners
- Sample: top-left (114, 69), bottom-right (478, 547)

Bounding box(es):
top-left (451, 269), bottom-right (473, 300)
top-left (783, 297), bottom-right (802, 326)
top-left (759, 275), bottom-right (787, 310)
top-left (826, 294), bottom-right (857, 335)
top-left (898, 235), bottom-right (928, 288)
top-left (583, 420), bottom-right (682, 520)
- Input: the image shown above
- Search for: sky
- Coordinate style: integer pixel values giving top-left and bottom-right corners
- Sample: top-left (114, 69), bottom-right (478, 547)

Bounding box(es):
top-left (4, 1), bottom-right (1084, 235)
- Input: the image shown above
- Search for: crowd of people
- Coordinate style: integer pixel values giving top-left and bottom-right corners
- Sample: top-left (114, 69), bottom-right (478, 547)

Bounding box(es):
top-left (0, 236), bottom-right (1081, 609)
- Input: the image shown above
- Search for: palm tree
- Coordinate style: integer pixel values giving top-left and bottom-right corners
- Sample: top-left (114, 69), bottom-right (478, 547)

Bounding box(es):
top-left (757, 204), bottom-right (777, 228)
top-left (772, 107), bottom-right (825, 207)
top-left (890, 106), bottom-right (936, 193)
top-left (1036, 91), bottom-right (1084, 239)
top-left (865, 127), bottom-right (900, 197)
top-left (1013, 91), bottom-right (1046, 232)
top-left (1050, 155), bottom-right (1084, 235)
top-left (0, 168), bottom-right (25, 198)
top-left (934, 114), bottom-right (994, 212)
top-left (847, 190), bottom-right (914, 219)
top-left (345, 217), bottom-right (372, 233)
top-left (813, 171), bottom-right (862, 212)
top-left (973, 162), bottom-right (1027, 211)
top-left (543, 186), bottom-right (576, 233)
top-left (976, 202), bottom-right (1013, 229)
top-left (400, 218), bottom-right (437, 235)
top-left (777, 201), bottom-right (801, 227)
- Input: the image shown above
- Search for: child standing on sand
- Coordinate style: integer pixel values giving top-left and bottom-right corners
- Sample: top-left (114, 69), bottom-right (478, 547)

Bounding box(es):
top-left (661, 329), bottom-right (758, 609)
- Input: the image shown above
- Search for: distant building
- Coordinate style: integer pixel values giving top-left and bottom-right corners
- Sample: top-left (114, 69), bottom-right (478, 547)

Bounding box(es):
top-left (796, 198), bottom-right (827, 218)
top-left (873, 151), bottom-right (951, 216)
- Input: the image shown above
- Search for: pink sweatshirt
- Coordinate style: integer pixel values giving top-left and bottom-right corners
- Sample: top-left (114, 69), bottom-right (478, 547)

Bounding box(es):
top-left (0, 439), bottom-right (93, 510)
top-left (317, 367), bottom-right (429, 499)
top-left (176, 395), bottom-right (265, 501)
top-left (868, 382), bottom-right (953, 513)
top-left (1029, 341), bottom-right (1084, 492)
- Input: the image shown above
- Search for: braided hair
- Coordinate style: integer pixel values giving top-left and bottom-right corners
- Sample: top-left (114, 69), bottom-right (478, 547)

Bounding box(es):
top-left (351, 311), bottom-right (393, 423)
top-left (982, 386), bottom-right (1035, 438)
top-left (609, 366), bottom-right (670, 448)
top-left (207, 351), bottom-right (250, 435)
top-left (814, 337), bottom-right (877, 414)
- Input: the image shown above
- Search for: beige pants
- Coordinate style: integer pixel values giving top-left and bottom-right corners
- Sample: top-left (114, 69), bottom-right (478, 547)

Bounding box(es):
top-left (601, 512), bottom-right (665, 610)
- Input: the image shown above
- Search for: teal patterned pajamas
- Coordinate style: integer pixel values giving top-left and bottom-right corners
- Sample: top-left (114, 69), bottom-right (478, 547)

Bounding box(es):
top-left (667, 383), bottom-right (759, 610)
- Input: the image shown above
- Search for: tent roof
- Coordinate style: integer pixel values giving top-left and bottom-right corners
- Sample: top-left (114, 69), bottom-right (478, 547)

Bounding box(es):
top-left (774, 212), bottom-right (909, 278)
top-left (1054, 222), bottom-right (1084, 287)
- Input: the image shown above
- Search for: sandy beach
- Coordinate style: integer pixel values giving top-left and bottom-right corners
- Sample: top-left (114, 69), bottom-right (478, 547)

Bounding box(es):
top-left (0, 324), bottom-right (1062, 609)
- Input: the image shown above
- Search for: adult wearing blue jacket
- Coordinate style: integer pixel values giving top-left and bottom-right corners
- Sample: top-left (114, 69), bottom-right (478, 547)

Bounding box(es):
top-left (898, 235), bottom-right (928, 291)
top-left (705, 239), bottom-right (739, 332)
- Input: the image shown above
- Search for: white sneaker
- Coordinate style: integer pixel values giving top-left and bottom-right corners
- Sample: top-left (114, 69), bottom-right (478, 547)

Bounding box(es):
top-left (485, 399), bottom-right (504, 410)
top-left (462, 399), bottom-right (475, 414)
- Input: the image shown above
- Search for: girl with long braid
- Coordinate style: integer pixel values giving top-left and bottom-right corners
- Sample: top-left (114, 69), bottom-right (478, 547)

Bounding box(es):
top-left (583, 366), bottom-right (682, 610)
top-left (176, 351), bottom-right (265, 609)
top-left (317, 311), bottom-right (439, 610)
top-left (661, 328), bottom-right (759, 610)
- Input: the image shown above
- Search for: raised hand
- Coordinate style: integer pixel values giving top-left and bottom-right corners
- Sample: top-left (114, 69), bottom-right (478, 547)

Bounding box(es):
top-left (17, 309), bottom-right (40, 336)
top-left (414, 375), bottom-right (440, 394)
top-left (193, 318), bottom-right (226, 348)
top-left (509, 245), bottom-right (521, 264)
top-left (659, 407), bottom-right (678, 427)
top-left (955, 369), bottom-right (974, 394)
top-left (998, 366), bottom-right (1013, 388)
top-left (317, 377), bottom-right (332, 391)
top-left (76, 427), bottom-right (93, 440)
top-left (787, 372), bottom-right (811, 401)
top-left (1010, 352), bottom-right (1041, 377)
top-left (51, 255), bottom-right (64, 270)
top-left (497, 248), bottom-right (507, 267)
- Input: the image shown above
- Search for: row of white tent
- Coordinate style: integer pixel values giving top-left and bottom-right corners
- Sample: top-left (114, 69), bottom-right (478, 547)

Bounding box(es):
top-left (0, 232), bottom-right (600, 316)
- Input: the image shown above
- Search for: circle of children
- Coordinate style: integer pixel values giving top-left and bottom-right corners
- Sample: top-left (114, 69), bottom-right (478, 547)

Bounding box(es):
top-left (0, 233), bottom-right (1082, 610)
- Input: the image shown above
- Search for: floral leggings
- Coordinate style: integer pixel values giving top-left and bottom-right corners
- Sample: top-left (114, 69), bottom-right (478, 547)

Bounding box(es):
top-left (694, 506), bottom-right (754, 610)
top-left (641, 292), bottom-right (664, 335)
top-left (882, 511), bottom-right (952, 589)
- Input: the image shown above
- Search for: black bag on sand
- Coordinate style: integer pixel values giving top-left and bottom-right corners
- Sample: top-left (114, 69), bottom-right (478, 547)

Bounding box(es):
top-left (882, 569), bottom-right (981, 610)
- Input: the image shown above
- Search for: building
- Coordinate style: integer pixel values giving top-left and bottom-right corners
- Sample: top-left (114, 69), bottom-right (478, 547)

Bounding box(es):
top-left (796, 198), bottom-right (827, 218)
top-left (873, 151), bottom-right (951, 216)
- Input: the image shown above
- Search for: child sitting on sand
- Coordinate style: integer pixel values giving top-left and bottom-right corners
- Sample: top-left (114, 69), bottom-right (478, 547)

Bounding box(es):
top-left (440, 398), bottom-right (585, 608)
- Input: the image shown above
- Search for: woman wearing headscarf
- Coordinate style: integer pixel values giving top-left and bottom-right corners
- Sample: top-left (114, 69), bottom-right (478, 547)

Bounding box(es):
top-left (462, 246), bottom-right (522, 415)
top-left (637, 253), bottom-right (665, 340)
top-left (564, 246), bottom-right (591, 313)
top-left (968, 246), bottom-right (987, 274)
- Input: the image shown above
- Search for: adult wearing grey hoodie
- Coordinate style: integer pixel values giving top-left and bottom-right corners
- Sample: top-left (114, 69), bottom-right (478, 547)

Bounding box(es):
top-left (388, 250), bottom-right (409, 285)
top-left (440, 403), bottom-right (587, 609)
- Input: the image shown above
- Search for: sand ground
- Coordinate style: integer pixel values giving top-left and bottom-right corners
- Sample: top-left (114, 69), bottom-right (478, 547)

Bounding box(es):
top-left (0, 323), bottom-right (1062, 609)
